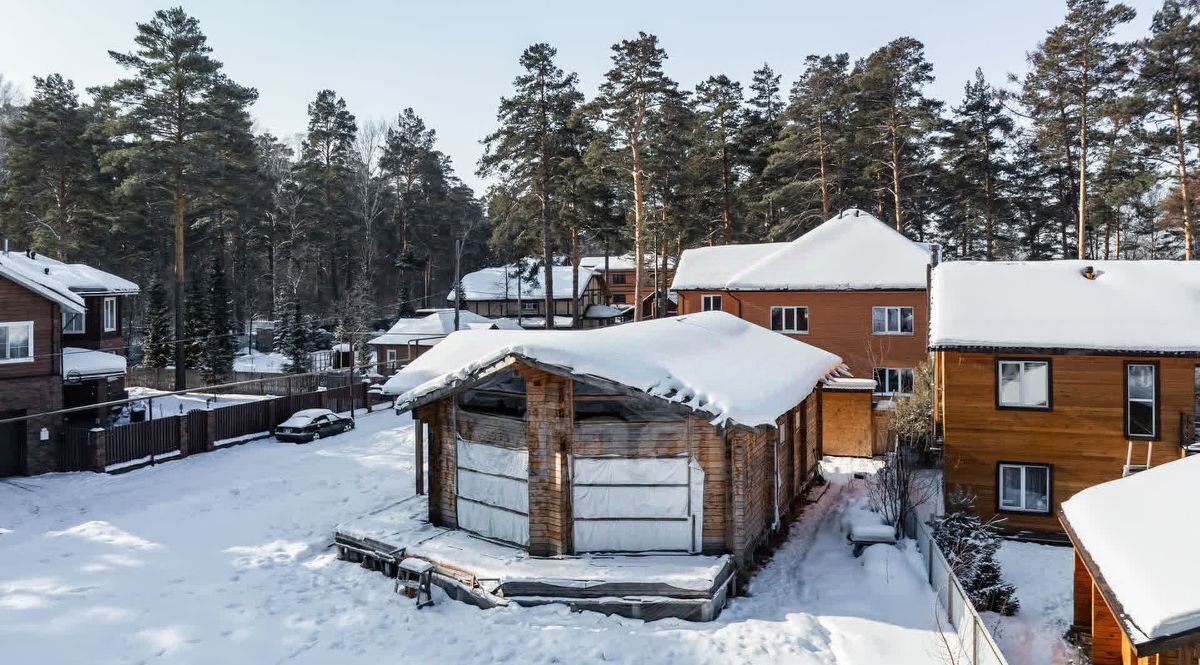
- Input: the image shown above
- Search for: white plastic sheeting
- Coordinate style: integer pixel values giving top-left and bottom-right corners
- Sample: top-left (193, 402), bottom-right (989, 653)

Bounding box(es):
top-left (456, 438), bottom-right (528, 546)
top-left (572, 456), bottom-right (704, 553)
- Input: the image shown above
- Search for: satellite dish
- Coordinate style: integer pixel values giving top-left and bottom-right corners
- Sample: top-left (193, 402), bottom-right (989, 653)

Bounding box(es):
top-left (65, 369), bottom-right (82, 385)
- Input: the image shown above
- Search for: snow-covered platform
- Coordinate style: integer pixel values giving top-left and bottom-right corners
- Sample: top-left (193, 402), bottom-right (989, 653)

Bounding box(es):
top-left (334, 501), bottom-right (737, 622)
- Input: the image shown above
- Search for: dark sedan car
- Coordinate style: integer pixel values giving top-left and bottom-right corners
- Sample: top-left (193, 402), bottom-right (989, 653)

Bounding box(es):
top-left (274, 408), bottom-right (354, 443)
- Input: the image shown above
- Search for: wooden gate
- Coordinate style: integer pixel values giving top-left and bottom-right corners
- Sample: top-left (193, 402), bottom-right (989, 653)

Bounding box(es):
top-left (58, 427), bottom-right (92, 472)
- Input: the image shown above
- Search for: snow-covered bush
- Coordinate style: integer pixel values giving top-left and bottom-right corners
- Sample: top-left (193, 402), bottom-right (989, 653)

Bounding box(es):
top-left (930, 488), bottom-right (1019, 616)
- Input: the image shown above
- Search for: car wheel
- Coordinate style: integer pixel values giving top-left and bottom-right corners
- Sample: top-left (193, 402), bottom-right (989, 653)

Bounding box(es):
top-left (312, 432), bottom-right (320, 441)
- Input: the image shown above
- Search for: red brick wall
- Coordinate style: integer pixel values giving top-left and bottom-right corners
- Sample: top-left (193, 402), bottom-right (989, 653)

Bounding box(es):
top-left (678, 289), bottom-right (929, 378)
top-left (0, 275), bottom-right (64, 474)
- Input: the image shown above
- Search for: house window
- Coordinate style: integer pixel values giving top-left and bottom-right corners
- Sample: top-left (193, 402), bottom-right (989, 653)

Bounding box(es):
top-left (611, 273), bottom-right (627, 285)
top-left (102, 297), bottom-right (117, 332)
top-left (612, 294), bottom-right (627, 304)
top-left (770, 306), bottom-right (809, 333)
top-left (998, 463), bottom-right (1051, 514)
top-left (62, 311), bottom-right (85, 334)
top-left (1126, 363), bottom-right (1157, 439)
top-left (521, 301), bottom-right (537, 312)
top-left (873, 367), bottom-right (914, 395)
top-left (0, 321), bottom-right (34, 363)
top-left (701, 294), bottom-right (722, 312)
top-left (871, 306), bottom-right (914, 335)
top-left (997, 359), bottom-right (1050, 409)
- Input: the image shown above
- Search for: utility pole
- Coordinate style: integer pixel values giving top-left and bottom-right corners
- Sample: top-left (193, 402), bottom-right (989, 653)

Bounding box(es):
top-left (453, 231), bottom-right (463, 333)
top-left (347, 332), bottom-right (355, 421)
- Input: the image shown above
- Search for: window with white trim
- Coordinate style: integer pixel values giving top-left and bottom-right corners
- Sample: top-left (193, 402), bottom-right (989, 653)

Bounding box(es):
top-left (701, 294), bottom-right (722, 312)
top-left (997, 360), bottom-right (1050, 409)
top-left (385, 348), bottom-right (398, 371)
top-left (0, 321), bottom-right (34, 363)
top-left (872, 367), bottom-right (914, 395)
top-left (520, 301), bottom-right (537, 312)
top-left (871, 306), bottom-right (914, 335)
top-left (998, 463), bottom-right (1051, 513)
top-left (62, 310), bottom-right (85, 334)
top-left (102, 297), bottom-right (117, 332)
top-left (1126, 363), bottom-right (1157, 439)
top-left (770, 306), bottom-right (808, 333)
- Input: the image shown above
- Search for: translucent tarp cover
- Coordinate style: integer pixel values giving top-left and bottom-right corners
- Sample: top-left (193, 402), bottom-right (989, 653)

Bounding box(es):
top-left (456, 497), bottom-right (529, 547)
top-left (573, 520), bottom-right (694, 553)
top-left (573, 485), bottom-right (688, 519)
top-left (458, 468), bottom-right (528, 514)
top-left (572, 457), bottom-right (703, 553)
top-left (457, 438), bottom-right (528, 479)
top-left (456, 438), bottom-right (529, 545)
top-left (573, 457), bottom-right (688, 486)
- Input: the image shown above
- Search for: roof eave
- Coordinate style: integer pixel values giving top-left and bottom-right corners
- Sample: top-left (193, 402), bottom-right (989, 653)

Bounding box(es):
top-left (930, 343), bottom-right (1200, 358)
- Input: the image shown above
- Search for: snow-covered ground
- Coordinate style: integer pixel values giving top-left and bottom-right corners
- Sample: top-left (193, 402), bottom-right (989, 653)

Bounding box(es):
top-left (233, 349), bottom-right (335, 373)
top-left (988, 541), bottom-right (1076, 665)
top-left (0, 411), bottom-right (959, 664)
top-left (118, 387), bottom-right (270, 422)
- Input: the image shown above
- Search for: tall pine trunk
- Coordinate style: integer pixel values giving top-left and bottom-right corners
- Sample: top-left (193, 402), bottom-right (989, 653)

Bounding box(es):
top-left (570, 228), bottom-right (580, 328)
top-left (889, 105), bottom-right (903, 233)
top-left (817, 120), bottom-right (830, 221)
top-left (631, 131), bottom-right (645, 322)
top-left (173, 173), bottom-right (186, 391)
top-left (1172, 94), bottom-right (1193, 260)
top-left (720, 143), bottom-right (732, 244)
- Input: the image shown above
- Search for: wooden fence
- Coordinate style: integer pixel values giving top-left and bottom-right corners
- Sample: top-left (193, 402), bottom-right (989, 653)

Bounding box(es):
top-left (76, 382), bottom-right (372, 473)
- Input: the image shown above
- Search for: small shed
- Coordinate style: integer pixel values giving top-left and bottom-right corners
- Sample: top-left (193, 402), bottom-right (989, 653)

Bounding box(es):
top-left (820, 378), bottom-right (876, 458)
top-left (381, 311), bottom-right (846, 568)
top-left (1061, 455), bottom-right (1200, 664)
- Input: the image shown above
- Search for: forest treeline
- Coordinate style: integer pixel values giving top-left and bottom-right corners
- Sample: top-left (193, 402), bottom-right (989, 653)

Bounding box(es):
top-left (0, 0), bottom-right (1197, 347)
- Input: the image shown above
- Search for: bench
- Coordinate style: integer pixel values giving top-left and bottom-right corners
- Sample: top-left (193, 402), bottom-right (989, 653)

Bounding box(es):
top-left (848, 524), bottom-right (898, 557)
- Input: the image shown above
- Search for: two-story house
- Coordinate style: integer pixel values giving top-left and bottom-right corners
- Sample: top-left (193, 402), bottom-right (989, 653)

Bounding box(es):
top-left (367, 309), bottom-right (522, 376)
top-left (0, 250), bottom-right (138, 476)
top-left (450, 263), bottom-right (618, 329)
top-left (580, 254), bottom-right (675, 317)
top-left (930, 260), bottom-right (1199, 535)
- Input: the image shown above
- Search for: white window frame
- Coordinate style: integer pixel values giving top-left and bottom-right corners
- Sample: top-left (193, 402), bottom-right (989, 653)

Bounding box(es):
top-left (385, 348), bottom-right (398, 371)
top-left (871, 306), bottom-right (915, 335)
top-left (701, 294), bottom-right (722, 312)
top-left (102, 297), bottom-right (117, 332)
top-left (872, 367), bottom-right (914, 395)
top-left (1125, 363), bottom-right (1157, 439)
top-left (0, 321), bottom-right (35, 364)
top-left (62, 310), bottom-right (85, 334)
top-left (997, 359), bottom-right (1051, 409)
top-left (520, 301), bottom-right (537, 312)
top-left (769, 306), bottom-right (809, 334)
top-left (998, 463), bottom-right (1051, 514)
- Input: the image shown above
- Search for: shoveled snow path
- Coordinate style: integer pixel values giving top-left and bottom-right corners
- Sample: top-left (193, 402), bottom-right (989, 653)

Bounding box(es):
top-left (0, 411), bottom-right (956, 664)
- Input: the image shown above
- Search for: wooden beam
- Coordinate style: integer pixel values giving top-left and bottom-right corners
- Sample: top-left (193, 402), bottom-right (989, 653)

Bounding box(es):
top-left (415, 418), bottom-right (425, 496)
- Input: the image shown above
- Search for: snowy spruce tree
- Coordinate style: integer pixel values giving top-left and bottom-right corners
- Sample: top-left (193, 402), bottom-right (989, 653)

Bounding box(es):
top-left (274, 298), bottom-right (311, 374)
top-left (183, 277), bottom-right (209, 371)
top-left (930, 488), bottom-right (1019, 615)
top-left (141, 279), bottom-right (172, 369)
top-left (202, 255), bottom-right (236, 384)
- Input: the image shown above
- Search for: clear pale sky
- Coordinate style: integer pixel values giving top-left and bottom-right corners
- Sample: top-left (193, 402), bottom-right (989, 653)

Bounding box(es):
top-left (0, 0), bottom-right (1163, 194)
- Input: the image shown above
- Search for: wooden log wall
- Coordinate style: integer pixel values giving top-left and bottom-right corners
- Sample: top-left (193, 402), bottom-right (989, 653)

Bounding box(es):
top-left (520, 366), bottom-right (573, 557)
top-left (417, 399), bottom-right (458, 528)
top-left (455, 408), bottom-right (526, 449)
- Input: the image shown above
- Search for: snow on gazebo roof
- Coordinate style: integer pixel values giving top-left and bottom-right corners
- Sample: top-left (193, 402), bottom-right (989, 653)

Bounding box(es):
top-left (1062, 455), bottom-right (1200, 646)
top-left (367, 310), bottom-right (521, 347)
top-left (930, 260), bottom-right (1200, 354)
top-left (382, 311), bottom-right (845, 429)
top-left (670, 209), bottom-right (931, 292)
top-left (448, 264), bottom-right (598, 302)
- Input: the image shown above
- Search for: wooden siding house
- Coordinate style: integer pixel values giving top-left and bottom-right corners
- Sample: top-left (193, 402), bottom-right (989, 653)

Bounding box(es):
top-left (931, 260), bottom-right (1199, 535)
top-left (0, 250), bottom-right (138, 476)
top-left (580, 254), bottom-right (675, 316)
top-left (381, 311), bottom-right (845, 569)
top-left (1061, 455), bottom-right (1200, 664)
top-left (367, 310), bottom-right (523, 376)
top-left (450, 263), bottom-right (615, 329)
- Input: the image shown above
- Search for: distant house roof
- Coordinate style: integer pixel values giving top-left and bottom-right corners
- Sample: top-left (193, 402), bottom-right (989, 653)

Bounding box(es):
top-left (382, 311), bottom-right (846, 429)
top-left (449, 264), bottom-right (599, 302)
top-left (930, 260), bottom-right (1200, 355)
top-left (580, 254), bottom-right (676, 272)
top-left (0, 253), bottom-right (86, 313)
top-left (0, 250), bottom-right (139, 297)
top-left (671, 209), bottom-right (931, 292)
top-left (368, 310), bottom-right (523, 347)
top-left (1062, 455), bottom-right (1200, 650)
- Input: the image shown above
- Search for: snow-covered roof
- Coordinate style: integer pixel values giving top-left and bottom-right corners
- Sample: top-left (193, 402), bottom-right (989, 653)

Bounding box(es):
top-left (0, 250), bottom-right (139, 296)
top-left (583, 303), bottom-right (632, 319)
top-left (671, 209), bottom-right (931, 292)
top-left (449, 264), bottom-right (598, 302)
top-left (930, 260), bottom-right (1200, 354)
top-left (579, 254), bottom-right (676, 272)
top-left (382, 311), bottom-right (845, 429)
top-left (62, 347), bottom-right (127, 380)
top-left (824, 377), bottom-right (877, 391)
top-left (368, 310), bottom-right (523, 347)
top-left (1062, 455), bottom-right (1200, 645)
top-left (0, 254), bottom-right (86, 313)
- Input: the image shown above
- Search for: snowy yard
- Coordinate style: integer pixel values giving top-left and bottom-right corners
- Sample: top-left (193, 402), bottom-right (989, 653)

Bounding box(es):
top-left (989, 540), bottom-right (1076, 665)
top-left (1, 411), bottom-right (959, 664)
top-left (117, 387), bottom-right (270, 422)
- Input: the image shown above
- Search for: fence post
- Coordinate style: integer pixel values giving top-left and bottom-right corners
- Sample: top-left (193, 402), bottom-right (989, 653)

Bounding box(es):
top-left (204, 407), bottom-right (217, 452)
top-left (361, 381), bottom-right (371, 413)
top-left (177, 414), bottom-right (190, 457)
top-left (88, 427), bottom-right (107, 472)
top-left (267, 399), bottom-right (277, 429)
top-left (318, 389), bottom-right (329, 410)
top-left (973, 616), bottom-right (981, 665)
top-left (415, 418), bottom-right (424, 496)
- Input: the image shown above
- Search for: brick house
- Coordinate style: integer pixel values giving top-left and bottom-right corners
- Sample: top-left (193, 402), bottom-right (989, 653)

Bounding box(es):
top-left (0, 250), bottom-right (139, 476)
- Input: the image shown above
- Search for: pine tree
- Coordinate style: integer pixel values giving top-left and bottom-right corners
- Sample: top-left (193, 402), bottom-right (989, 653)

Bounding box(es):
top-left (593, 32), bottom-right (677, 320)
top-left (1, 74), bottom-right (104, 258)
top-left (94, 7), bottom-right (258, 390)
top-left (203, 254), bottom-right (236, 383)
top-left (277, 299), bottom-right (311, 374)
top-left (693, 75), bottom-right (744, 244)
top-left (738, 63), bottom-right (784, 235)
top-left (930, 489), bottom-right (1019, 616)
top-left (479, 43), bottom-right (583, 329)
top-left (141, 279), bottom-right (172, 369)
top-left (183, 277), bottom-right (209, 371)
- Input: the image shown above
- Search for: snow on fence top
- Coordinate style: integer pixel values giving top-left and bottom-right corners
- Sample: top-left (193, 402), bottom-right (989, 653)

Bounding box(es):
top-left (930, 260), bottom-right (1200, 354)
top-left (0, 249), bottom-right (139, 296)
top-left (449, 264), bottom-right (598, 302)
top-left (383, 311), bottom-right (845, 429)
top-left (1062, 454), bottom-right (1200, 644)
top-left (367, 310), bottom-right (522, 347)
top-left (671, 209), bottom-right (931, 292)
